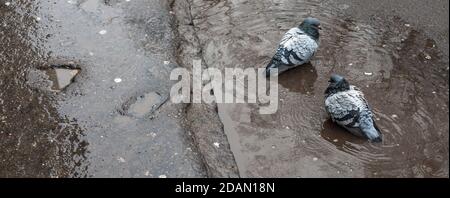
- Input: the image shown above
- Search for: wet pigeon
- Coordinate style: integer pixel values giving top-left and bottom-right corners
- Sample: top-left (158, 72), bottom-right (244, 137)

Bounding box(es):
top-left (265, 17), bottom-right (321, 77)
top-left (324, 75), bottom-right (382, 142)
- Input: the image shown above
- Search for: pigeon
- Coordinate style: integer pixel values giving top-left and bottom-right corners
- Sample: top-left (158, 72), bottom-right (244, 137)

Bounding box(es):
top-left (265, 17), bottom-right (321, 77)
top-left (324, 75), bottom-right (382, 142)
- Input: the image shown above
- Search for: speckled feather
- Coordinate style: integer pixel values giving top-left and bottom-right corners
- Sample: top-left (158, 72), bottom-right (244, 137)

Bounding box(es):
top-left (274, 27), bottom-right (318, 66)
top-left (325, 86), bottom-right (373, 135)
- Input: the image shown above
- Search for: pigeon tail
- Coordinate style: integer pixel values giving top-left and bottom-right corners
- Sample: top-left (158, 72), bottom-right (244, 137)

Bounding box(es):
top-left (265, 58), bottom-right (281, 77)
top-left (359, 114), bottom-right (382, 143)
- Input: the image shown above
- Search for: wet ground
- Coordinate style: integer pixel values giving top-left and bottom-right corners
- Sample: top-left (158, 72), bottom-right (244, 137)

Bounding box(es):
top-left (1, 0), bottom-right (212, 178)
top-left (1, 0), bottom-right (449, 178)
top-left (174, 0), bottom-right (449, 177)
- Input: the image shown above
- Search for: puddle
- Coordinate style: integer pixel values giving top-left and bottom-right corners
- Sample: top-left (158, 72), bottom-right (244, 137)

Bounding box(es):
top-left (128, 92), bottom-right (165, 118)
top-left (182, 0), bottom-right (449, 177)
top-left (45, 68), bottom-right (80, 91)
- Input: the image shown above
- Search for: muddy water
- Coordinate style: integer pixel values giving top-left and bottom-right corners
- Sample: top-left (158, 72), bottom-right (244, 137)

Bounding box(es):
top-left (188, 0), bottom-right (449, 177)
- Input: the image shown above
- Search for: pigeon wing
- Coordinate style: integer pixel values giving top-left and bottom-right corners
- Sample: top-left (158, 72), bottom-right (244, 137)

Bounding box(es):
top-left (278, 29), bottom-right (318, 65)
top-left (325, 91), bottom-right (363, 128)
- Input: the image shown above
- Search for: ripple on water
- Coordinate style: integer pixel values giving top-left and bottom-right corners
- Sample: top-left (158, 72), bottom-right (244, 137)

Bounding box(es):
top-left (188, 0), bottom-right (448, 177)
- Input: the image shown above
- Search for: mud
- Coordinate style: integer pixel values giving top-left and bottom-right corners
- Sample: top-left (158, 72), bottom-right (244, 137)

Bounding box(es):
top-left (176, 0), bottom-right (449, 177)
top-left (171, 0), bottom-right (240, 178)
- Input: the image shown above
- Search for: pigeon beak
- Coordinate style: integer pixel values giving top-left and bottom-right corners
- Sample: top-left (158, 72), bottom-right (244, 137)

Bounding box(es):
top-left (317, 25), bottom-right (322, 30)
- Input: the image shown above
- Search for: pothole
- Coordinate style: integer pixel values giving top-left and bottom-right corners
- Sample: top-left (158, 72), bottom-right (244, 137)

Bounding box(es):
top-left (119, 92), bottom-right (169, 118)
top-left (32, 61), bottom-right (82, 92)
top-left (45, 68), bottom-right (80, 92)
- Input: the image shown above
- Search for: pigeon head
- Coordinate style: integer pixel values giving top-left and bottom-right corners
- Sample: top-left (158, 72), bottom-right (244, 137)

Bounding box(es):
top-left (325, 74), bottom-right (350, 96)
top-left (299, 17), bottom-right (321, 40)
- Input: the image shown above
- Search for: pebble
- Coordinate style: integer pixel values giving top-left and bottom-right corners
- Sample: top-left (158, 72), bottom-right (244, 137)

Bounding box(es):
top-left (333, 139), bottom-right (339, 143)
top-left (144, 171), bottom-right (150, 176)
top-left (313, 157), bottom-right (319, 162)
top-left (117, 157), bottom-right (126, 163)
top-left (213, 142), bottom-right (220, 148)
top-left (405, 24), bottom-right (411, 27)
top-left (35, 17), bottom-right (41, 21)
top-left (391, 114), bottom-right (398, 119)
top-left (5, 2), bottom-right (11, 6)
top-left (163, 61), bottom-right (170, 65)
top-left (159, 175), bottom-right (167, 178)
top-left (114, 78), bottom-right (122, 83)
top-left (99, 30), bottom-right (108, 35)
top-left (364, 72), bottom-right (373, 76)
top-left (349, 63), bottom-right (353, 66)
top-left (425, 54), bottom-right (432, 60)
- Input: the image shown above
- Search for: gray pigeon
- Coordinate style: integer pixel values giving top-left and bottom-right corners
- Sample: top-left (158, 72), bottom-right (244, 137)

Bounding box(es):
top-left (324, 75), bottom-right (382, 142)
top-left (265, 17), bottom-right (321, 77)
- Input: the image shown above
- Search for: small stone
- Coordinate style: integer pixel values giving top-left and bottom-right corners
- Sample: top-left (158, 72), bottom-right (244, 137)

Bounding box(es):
top-left (5, 2), bottom-right (11, 6)
top-left (163, 61), bottom-right (170, 65)
top-left (35, 17), bottom-right (41, 21)
top-left (213, 142), bottom-right (220, 148)
top-left (349, 63), bottom-right (353, 66)
top-left (425, 54), bottom-right (432, 60)
top-left (285, 126), bottom-right (290, 130)
top-left (99, 30), bottom-right (108, 35)
top-left (144, 171), bottom-right (150, 176)
top-left (117, 157), bottom-right (126, 163)
top-left (67, 0), bottom-right (76, 4)
top-left (159, 175), bottom-right (167, 178)
top-left (405, 24), bottom-right (411, 27)
top-left (333, 139), bottom-right (339, 143)
top-left (391, 114), bottom-right (398, 119)
top-left (89, 52), bottom-right (94, 56)
top-left (364, 72), bottom-right (373, 76)
top-left (114, 78), bottom-right (122, 83)
top-left (271, 145), bottom-right (276, 149)
top-left (313, 157), bottom-right (319, 162)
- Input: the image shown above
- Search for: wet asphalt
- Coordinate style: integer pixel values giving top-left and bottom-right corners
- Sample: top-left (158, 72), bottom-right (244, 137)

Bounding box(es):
top-left (1, 0), bottom-right (448, 178)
